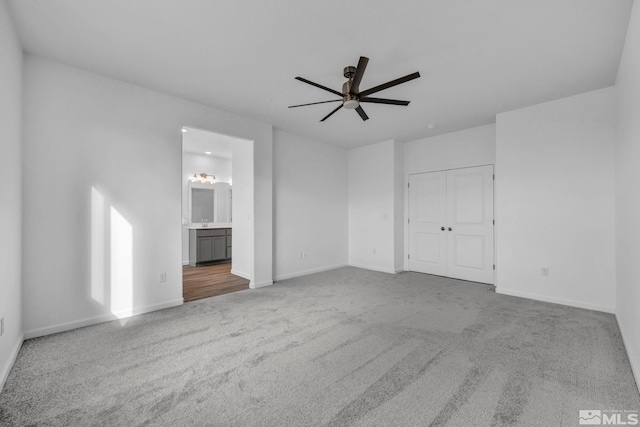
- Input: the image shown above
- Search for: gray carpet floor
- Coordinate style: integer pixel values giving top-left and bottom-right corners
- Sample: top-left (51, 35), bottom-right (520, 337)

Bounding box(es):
top-left (1, 267), bottom-right (638, 426)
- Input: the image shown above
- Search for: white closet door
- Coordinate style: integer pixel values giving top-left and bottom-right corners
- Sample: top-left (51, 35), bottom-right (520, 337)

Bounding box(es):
top-left (408, 171), bottom-right (447, 276)
top-left (446, 165), bottom-right (494, 284)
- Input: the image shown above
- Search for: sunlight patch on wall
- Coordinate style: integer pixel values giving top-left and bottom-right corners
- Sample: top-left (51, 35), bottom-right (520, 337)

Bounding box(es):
top-left (110, 206), bottom-right (133, 320)
top-left (91, 187), bottom-right (105, 305)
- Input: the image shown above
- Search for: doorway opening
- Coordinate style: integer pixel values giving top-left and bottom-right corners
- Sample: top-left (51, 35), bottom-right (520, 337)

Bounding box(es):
top-left (181, 126), bottom-right (251, 301)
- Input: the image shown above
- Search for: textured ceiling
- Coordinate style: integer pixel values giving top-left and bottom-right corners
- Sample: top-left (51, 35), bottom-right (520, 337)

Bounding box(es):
top-left (7, 0), bottom-right (634, 148)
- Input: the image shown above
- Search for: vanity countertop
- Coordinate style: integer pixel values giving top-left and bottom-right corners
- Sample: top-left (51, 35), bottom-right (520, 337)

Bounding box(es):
top-left (186, 223), bottom-right (232, 230)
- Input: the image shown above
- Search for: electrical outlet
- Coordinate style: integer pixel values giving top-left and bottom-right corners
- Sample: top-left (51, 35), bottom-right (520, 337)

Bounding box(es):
top-left (302, 252), bottom-right (307, 259)
top-left (1, 317), bottom-right (4, 337)
top-left (372, 248), bottom-right (377, 255)
top-left (541, 267), bottom-right (549, 277)
top-left (160, 273), bottom-right (167, 283)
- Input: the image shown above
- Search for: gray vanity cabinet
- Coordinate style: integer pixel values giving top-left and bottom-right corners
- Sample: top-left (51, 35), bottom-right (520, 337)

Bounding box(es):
top-left (189, 228), bottom-right (232, 266)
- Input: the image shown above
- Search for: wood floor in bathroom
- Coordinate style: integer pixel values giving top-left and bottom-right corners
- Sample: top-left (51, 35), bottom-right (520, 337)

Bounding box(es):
top-left (182, 262), bottom-right (249, 302)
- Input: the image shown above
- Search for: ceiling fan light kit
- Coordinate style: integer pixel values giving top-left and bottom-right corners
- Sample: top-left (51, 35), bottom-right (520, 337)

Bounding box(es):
top-left (343, 99), bottom-right (359, 110)
top-left (289, 56), bottom-right (420, 122)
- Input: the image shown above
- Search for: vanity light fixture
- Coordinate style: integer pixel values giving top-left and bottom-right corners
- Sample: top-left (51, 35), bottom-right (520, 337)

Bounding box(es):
top-left (205, 151), bottom-right (212, 155)
top-left (190, 173), bottom-right (216, 184)
top-left (182, 128), bottom-right (188, 133)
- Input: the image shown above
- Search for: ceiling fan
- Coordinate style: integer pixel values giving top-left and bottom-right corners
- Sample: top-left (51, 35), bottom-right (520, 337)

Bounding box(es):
top-left (289, 56), bottom-right (420, 122)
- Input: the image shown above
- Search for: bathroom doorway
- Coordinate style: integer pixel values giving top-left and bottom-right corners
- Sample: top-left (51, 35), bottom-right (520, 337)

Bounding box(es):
top-left (181, 126), bottom-right (251, 301)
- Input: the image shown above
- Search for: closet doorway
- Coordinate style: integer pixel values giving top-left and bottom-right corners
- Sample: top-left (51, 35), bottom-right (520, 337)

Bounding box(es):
top-left (408, 165), bottom-right (494, 284)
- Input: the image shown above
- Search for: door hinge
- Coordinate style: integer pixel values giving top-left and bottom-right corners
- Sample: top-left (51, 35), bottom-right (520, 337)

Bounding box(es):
top-left (407, 182), bottom-right (410, 188)
top-left (408, 254), bottom-right (411, 259)
top-left (493, 219), bottom-right (495, 225)
top-left (493, 174), bottom-right (495, 180)
top-left (493, 264), bottom-right (495, 270)
top-left (408, 218), bottom-right (410, 224)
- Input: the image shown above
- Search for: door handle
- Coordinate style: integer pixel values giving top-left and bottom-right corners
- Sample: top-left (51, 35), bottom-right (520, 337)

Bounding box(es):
top-left (441, 227), bottom-right (445, 231)
top-left (448, 227), bottom-right (452, 231)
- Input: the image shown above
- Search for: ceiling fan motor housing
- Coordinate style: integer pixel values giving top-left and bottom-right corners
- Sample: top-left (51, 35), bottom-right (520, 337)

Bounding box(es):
top-left (342, 80), bottom-right (354, 96)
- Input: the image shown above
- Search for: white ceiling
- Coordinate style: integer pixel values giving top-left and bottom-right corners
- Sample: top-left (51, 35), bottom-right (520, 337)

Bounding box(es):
top-left (182, 126), bottom-right (236, 159)
top-left (7, 0), bottom-right (633, 149)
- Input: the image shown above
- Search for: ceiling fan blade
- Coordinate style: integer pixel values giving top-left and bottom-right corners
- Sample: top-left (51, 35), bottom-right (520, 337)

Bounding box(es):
top-left (350, 56), bottom-right (369, 95)
top-left (357, 71), bottom-right (421, 98)
top-left (355, 105), bottom-right (369, 121)
top-left (288, 99), bottom-right (342, 108)
top-left (360, 97), bottom-right (410, 106)
top-left (320, 104), bottom-right (343, 122)
top-left (295, 77), bottom-right (343, 97)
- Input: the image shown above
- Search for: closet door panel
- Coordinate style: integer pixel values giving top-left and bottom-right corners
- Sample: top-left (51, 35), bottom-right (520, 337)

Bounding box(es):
top-left (408, 171), bottom-right (447, 276)
top-left (446, 165), bottom-right (494, 284)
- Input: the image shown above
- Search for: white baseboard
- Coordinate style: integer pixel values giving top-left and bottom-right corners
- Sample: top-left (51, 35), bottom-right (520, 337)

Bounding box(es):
top-left (250, 280), bottom-right (273, 289)
top-left (1, 334), bottom-right (24, 392)
top-left (274, 263), bottom-right (348, 281)
top-left (230, 269), bottom-right (271, 289)
top-left (347, 262), bottom-right (398, 275)
top-left (24, 299), bottom-right (184, 339)
top-left (495, 287), bottom-right (615, 314)
top-left (230, 269), bottom-right (251, 281)
top-left (616, 313), bottom-right (640, 395)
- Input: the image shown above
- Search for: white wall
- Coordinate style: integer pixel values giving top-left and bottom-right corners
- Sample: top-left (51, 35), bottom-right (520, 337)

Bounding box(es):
top-left (404, 124), bottom-right (496, 175)
top-left (22, 55), bottom-right (273, 337)
top-left (403, 124), bottom-right (496, 271)
top-left (273, 130), bottom-right (348, 280)
top-left (0, 0), bottom-right (23, 391)
top-left (393, 141), bottom-right (404, 271)
top-left (252, 127), bottom-right (273, 288)
top-left (231, 138), bottom-right (254, 281)
top-left (348, 140), bottom-right (403, 274)
top-left (495, 87), bottom-right (616, 313)
top-left (614, 0), bottom-right (640, 387)
top-left (181, 152), bottom-right (232, 264)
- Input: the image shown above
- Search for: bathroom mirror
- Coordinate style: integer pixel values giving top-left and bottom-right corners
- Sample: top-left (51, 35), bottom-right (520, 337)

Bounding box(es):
top-left (191, 187), bottom-right (215, 223)
top-left (189, 182), bottom-right (232, 224)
